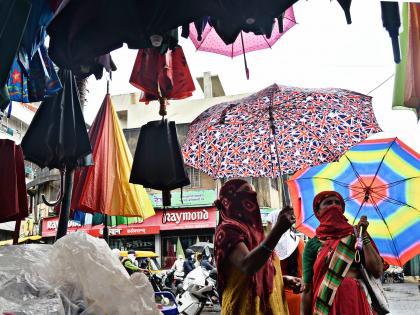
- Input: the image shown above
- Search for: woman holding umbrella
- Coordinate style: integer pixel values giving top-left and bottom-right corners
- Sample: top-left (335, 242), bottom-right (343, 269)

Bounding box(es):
top-left (214, 179), bottom-right (302, 315)
top-left (301, 191), bottom-right (383, 315)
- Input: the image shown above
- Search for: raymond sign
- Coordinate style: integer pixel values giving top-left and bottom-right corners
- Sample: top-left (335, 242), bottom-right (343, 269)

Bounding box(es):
top-left (41, 207), bottom-right (217, 237)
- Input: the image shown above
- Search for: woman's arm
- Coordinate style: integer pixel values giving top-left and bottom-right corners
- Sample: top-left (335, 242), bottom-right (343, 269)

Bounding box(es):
top-left (358, 216), bottom-right (383, 278)
top-left (301, 284), bottom-right (313, 315)
top-left (228, 206), bottom-right (295, 275)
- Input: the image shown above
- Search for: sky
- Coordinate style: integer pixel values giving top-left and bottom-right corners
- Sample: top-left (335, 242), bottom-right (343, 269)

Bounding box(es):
top-left (85, 0), bottom-right (420, 152)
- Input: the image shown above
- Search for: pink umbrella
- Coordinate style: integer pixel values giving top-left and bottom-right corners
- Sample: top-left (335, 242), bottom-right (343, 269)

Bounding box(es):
top-left (189, 7), bottom-right (296, 78)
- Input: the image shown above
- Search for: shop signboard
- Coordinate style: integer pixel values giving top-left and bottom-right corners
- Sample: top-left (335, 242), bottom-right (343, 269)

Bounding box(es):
top-left (149, 190), bottom-right (217, 208)
top-left (41, 206), bottom-right (217, 237)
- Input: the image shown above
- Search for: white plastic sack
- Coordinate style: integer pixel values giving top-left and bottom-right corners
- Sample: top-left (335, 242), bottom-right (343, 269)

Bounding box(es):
top-left (0, 232), bottom-right (161, 315)
top-left (36, 231), bottom-right (161, 315)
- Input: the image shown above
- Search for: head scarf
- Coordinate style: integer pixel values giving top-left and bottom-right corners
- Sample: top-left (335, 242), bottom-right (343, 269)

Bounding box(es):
top-left (214, 179), bottom-right (275, 310)
top-left (313, 191), bottom-right (353, 240)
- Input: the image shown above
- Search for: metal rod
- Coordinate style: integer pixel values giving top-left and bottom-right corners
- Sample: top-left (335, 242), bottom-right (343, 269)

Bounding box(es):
top-left (55, 169), bottom-right (74, 241)
top-left (13, 220), bottom-right (21, 245)
top-left (103, 214), bottom-right (109, 244)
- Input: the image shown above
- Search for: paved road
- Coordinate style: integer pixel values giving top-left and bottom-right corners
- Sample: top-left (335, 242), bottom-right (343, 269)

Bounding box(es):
top-left (384, 282), bottom-right (420, 315)
top-left (202, 282), bottom-right (420, 315)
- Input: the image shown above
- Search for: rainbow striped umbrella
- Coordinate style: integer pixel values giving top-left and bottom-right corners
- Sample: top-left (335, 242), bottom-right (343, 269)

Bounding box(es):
top-left (288, 138), bottom-right (420, 266)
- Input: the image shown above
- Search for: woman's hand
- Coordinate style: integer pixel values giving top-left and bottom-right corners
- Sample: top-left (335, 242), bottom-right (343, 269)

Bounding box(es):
top-left (274, 206), bottom-right (296, 234)
top-left (283, 276), bottom-right (303, 293)
top-left (357, 215), bottom-right (369, 236)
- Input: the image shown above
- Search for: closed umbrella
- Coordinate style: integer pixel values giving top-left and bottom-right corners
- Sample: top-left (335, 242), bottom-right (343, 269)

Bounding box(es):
top-left (71, 94), bottom-right (154, 220)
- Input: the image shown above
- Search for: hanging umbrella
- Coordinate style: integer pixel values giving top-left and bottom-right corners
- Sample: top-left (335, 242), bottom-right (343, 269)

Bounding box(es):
top-left (381, 1), bottom-right (401, 64)
top-left (71, 94), bottom-right (154, 220)
top-left (21, 70), bottom-right (91, 170)
top-left (188, 7), bottom-right (296, 78)
top-left (182, 84), bottom-right (381, 179)
top-left (21, 69), bottom-right (92, 239)
top-left (129, 46), bottom-right (195, 104)
top-left (287, 137), bottom-right (420, 267)
top-left (392, 2), bottom-right (420, 120)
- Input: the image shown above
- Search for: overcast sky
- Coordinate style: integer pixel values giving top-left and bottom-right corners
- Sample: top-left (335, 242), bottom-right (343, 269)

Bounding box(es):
top-left (85, 0), bottom-right (419, 152)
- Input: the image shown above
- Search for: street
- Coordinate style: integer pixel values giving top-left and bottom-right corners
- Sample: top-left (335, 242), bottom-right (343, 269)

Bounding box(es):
top-left (202, 282), bottom-right (420, 315)
top-left (384, 282), bottom-right (420, 314)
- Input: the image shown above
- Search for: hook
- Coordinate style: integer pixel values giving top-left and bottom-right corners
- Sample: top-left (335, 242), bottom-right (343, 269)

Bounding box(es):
top-left (41, 169), bottom-right (65, 207)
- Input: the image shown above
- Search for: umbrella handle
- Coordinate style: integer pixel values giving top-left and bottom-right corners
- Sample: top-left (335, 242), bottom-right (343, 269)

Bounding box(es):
top-left (41, 170), bottom-right (65, 207)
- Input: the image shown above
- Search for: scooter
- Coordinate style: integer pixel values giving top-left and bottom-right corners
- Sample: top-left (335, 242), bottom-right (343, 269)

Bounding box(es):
top-left (176, 267), bottom-right (219, 315)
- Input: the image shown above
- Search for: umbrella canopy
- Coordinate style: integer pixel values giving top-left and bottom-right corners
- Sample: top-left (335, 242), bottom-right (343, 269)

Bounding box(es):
top-left (392, 2), bottom-right (420, 120)
top-left (288, 138), bottom-right (420, 266)
top-left (21, 69), bottom-right (91, 170)
top-left (188, 7), bottom-right (296, 58)
top-left (182, 84), bottom-right (381, 178)
top-left (71, 94), bottom-right (154, 219)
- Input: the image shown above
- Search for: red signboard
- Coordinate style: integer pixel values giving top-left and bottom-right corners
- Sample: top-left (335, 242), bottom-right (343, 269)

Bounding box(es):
top-left (41, 207), bottom-right (217, 237)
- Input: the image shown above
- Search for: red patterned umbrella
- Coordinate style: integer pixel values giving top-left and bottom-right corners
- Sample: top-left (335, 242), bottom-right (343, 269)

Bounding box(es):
top-left (182, 84), bottom-right (381, 179)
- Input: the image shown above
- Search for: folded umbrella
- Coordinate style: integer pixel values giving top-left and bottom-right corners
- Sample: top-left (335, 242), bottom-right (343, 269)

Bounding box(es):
top-left (71, 94), bottom-right (154, 219)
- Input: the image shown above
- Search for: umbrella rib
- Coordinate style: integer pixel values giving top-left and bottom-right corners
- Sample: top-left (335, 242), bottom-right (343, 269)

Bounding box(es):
top-left (195, 26), bottom-right (212, 51)
top-left (370, 197), bottom-right (402, 266)
top-left (297, 176), bottom-right (353, 188)
top-left (374, 177), bottom-right (420, 190)
top-left (262, 35), bottom-right (272, 49)
top-left (342, 154), bottom-right (367, 189)
top-left (372, 191), bottom-right (420, 212)
top-left (368, 137), bottom-right (397, 188)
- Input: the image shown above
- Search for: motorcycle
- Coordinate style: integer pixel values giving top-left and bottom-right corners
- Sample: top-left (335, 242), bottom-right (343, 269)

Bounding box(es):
top-left (383, 265), bottom-right (404, 283)
top-left (176, 267), bottom-right (219, 315)
top-left (163, 269), bottom-right (185, 296)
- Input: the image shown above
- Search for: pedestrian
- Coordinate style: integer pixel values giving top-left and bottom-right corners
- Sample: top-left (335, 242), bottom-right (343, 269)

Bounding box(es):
top-left (301, 191), bottom-right (383, 315)
top-left (171, 255), bottom-right (185, 277)
top-left (214, 179), bottom-right (302, 315)
top-left (267, 212), bottom-right (304, 315)
top-left (183, 249), bottom-right (195, 275)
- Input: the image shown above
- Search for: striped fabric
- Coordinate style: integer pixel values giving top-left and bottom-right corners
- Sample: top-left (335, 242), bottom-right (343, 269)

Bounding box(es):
top-left (314, 235), bottom-right (356, 315)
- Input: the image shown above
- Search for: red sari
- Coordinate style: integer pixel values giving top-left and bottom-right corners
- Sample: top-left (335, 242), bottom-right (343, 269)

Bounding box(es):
top-left (312, 239), bottom-right (374, 315)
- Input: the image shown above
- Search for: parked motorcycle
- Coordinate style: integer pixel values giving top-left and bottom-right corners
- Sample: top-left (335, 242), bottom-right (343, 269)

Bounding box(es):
top-left (383, 265), bottom-right (404, 283)
top-left (176, 267), bottom-right (219, 315)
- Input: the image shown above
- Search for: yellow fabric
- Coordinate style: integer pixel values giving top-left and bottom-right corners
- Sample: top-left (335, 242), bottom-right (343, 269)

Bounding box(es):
top-left (108, 97), bottom-right (154, 219)
top-left (221, 255), bottom-right (289, 315)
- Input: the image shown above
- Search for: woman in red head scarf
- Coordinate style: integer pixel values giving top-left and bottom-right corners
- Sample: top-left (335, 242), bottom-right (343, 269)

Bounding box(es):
top-left (214, 179), bottom-right (301, 315)
top-left (301, 191), bottom-right (384, 315)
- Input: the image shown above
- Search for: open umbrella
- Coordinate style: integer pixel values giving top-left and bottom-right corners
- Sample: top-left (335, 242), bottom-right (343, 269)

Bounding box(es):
top-left (287, 137), bottom-right (420, 266)
top-left (392, 2), bottom-right (420, 120)
top-left (188, 8), bottom-right (296, 78)
top-left (183, 84), bottom-right (381, 179)
top-left (71, 94), bottom-right (154, 219)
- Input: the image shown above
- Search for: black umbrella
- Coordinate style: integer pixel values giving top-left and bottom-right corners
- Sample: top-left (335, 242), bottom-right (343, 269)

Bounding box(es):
top-left (21, 69), bottom-right (92, 240)
top-left (381, 1), bottom-right (401, 64)
top-left (46, 0), bottom-right (298, 69)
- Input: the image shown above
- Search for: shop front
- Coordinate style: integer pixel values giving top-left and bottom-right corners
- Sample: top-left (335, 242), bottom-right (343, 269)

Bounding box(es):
top-left (41, 205), bottom-right (218, 267)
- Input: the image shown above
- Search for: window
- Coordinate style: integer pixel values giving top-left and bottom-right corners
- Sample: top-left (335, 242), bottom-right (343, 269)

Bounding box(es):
top-left (271, 178), bottom-right (279, 190)
top-left (186, 167), bottom-right (201, 188)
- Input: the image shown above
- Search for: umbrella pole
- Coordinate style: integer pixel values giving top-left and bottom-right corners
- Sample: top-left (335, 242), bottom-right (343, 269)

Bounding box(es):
top-left (103, 214), bottom-right (109, 244)
top-left (55, 169), bottom-right (74, 240)
top-left (12, 219), bottom-right (21, 245)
